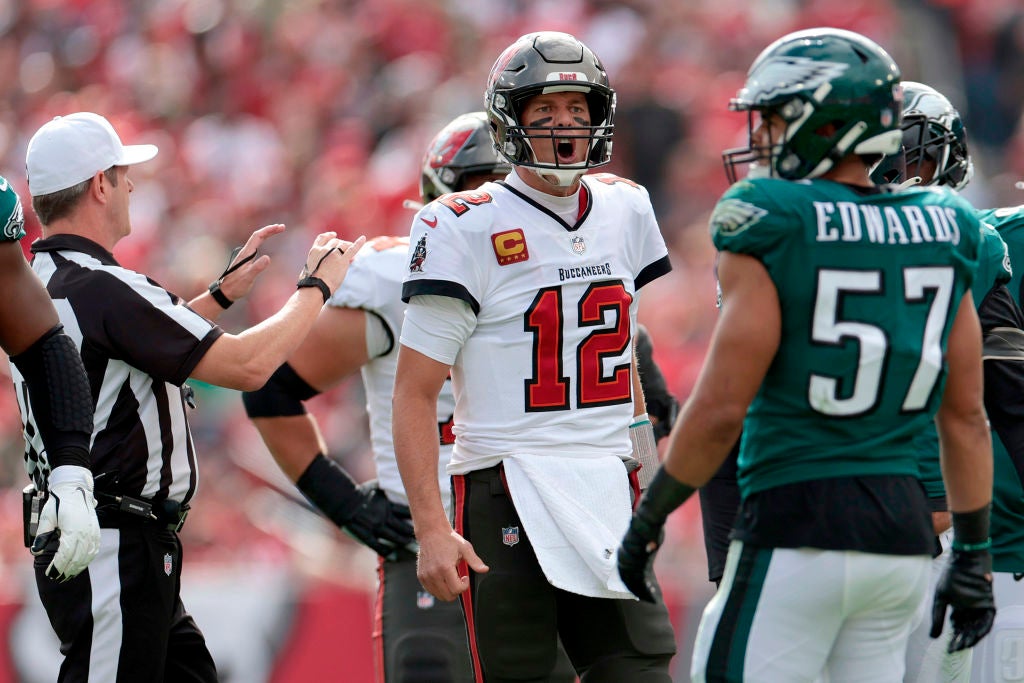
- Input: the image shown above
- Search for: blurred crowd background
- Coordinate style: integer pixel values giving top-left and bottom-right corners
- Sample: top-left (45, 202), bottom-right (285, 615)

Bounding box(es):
top-left (0, 0), bottom-right (1022, 680)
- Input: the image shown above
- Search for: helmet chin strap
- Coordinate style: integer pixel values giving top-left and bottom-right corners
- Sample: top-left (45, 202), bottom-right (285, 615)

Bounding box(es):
top-left (533, 167), bottom-right (586, 187)
top-left (522, 141), bottom-right (586, 187)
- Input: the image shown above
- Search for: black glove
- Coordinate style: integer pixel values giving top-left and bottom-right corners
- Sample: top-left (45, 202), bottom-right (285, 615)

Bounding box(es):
top-left (931, 548), bottom-right (996, 653)
top-left (617, 467), bottom-right (696, 602)
top-left (618, 510), bottom-right (665, 603)
top-left (635, 325), bottom-right (679, 442)
top-left (296, 455), bottom-right (416, 561)
top-left (342, 480), bottom-right (416, 561)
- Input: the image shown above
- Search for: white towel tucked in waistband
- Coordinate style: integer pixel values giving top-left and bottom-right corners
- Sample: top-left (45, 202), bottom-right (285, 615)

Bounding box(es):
top-left (502, 453), bottom-right (635, 599)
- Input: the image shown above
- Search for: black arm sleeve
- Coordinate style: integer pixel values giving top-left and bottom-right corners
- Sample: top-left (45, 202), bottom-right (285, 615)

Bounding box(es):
top-left (241, 362), bottom-right (320, 418)
top-left (635, 324), bottom-right (679, 441)
top-left (295, 453), bottom-right (362, 525)
top-left (698, 442), bottom-right (741, 584)
top-left (9, 325), bottom-right (92, 469)
top-left (978, 285), bottom-right (1024, 486)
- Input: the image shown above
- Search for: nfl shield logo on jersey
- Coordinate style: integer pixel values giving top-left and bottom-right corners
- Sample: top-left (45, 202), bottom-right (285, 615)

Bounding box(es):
top-left (571, 236), bottom-right (586, 254)
top-left (416, 591), bottom-right (435, 609)
top-left (502, 526), bottom-right (520, 547)
top-left (164, 553), bottom-right (173, 576)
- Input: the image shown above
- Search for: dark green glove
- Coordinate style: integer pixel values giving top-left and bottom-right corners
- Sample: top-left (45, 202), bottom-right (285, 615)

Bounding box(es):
top-left (931, 548), bottom-right (996, 652)
top-left (617, 467), bottom-right (695, 602)
top-left (618, 509), bottom-right (666, 602)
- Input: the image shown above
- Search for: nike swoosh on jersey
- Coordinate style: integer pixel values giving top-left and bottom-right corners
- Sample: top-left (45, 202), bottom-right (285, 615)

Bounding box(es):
top-left (421, 216), bottom-right (438, 228)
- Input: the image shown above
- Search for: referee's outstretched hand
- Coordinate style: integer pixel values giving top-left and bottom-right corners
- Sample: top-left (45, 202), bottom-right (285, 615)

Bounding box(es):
top-left (301, 233), bottom-right (366, 298)
top-left (216, 223), bottom-right (285, 303)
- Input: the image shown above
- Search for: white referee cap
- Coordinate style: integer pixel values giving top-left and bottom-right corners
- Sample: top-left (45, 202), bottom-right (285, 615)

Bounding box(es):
top-left (26, 112), bottom-right (158, 197)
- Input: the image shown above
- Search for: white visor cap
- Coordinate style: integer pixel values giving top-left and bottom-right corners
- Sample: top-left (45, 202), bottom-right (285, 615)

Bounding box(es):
top-left (27, 112), bottom-right (158, 197)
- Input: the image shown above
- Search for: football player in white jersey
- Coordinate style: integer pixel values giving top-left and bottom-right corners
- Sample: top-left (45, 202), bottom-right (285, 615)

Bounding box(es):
top-left (244, 112), bottom-right (568, 682)
top-left (393, 31), bottom-right (677, 682)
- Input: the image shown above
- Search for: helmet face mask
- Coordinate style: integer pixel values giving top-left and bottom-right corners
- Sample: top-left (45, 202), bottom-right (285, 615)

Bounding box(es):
top-left (420, 112), bottom-right (512, 203)
top-left (485, 31), bottom-right (615, 187)
top-left (723, 28), bottom-right (902, 184)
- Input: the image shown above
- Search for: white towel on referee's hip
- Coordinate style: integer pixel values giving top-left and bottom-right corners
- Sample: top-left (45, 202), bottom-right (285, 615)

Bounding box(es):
top-left (502, 452), bottom-right (634, 599)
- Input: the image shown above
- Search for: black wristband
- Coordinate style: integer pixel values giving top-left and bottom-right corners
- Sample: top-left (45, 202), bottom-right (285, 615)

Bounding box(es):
top-left (207, 280), bottom-right (233, 309)
top-left (635, 467), bottom-right (697, 525)
top-left (207, 246), bottom-right (259, 310)
top-left (296, 453), bottom-right (362, 524)
top-left (951, 504), bottom-right (992, 551)
top-left (297, 276), bottom-right (331, 303)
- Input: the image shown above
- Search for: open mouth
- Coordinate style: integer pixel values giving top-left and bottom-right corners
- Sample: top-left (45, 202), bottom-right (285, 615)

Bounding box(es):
top-left (556, 139), bottom-right (575, 163)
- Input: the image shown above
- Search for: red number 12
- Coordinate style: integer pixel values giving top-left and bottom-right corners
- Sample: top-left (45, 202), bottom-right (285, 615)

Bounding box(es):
top-left (524, 281), bottom-right (633, 411)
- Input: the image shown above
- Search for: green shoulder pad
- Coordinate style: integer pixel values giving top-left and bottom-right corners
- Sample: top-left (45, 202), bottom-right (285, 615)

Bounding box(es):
top-left (710, 178), bottom-right (794, 257)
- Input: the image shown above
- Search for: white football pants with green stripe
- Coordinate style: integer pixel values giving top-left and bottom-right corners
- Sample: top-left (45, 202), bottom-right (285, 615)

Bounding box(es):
top-left (691, 540), bottom-right (931, 682)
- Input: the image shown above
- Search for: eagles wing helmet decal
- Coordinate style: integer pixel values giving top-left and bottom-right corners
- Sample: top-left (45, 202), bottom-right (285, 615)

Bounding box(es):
top-left (2, 194), bottom-right (23, 241)
top-left (741, 56), bottom-right (849, 103)
top-left (711, 199), bottom-right (768, 236)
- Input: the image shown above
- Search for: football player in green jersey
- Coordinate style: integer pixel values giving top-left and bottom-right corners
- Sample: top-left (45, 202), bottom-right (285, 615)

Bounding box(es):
top-left (873, 80), bottom-right (1024, 683)
top-left (617, 28), bottom-right (995, 682)
top-left (0, 176), bottom-right (100, 582)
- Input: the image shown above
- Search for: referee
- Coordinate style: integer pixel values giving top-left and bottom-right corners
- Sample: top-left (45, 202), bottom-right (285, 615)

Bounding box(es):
top-left (21, 111), bottom-right (361, 682)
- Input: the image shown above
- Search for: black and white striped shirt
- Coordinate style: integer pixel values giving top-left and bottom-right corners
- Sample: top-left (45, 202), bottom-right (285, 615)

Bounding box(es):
top-left (12, 234), bottom-right (223, 505)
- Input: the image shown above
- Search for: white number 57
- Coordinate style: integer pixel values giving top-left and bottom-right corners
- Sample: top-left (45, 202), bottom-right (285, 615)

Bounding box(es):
top-left (809, 267), bottom-right (954, 416)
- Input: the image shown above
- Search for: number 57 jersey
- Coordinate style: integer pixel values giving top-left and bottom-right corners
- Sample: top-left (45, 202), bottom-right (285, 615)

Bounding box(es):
top-left (401, 174), bottom-right (671, 473)
top-left (711, 177), bottom-right (981, 499)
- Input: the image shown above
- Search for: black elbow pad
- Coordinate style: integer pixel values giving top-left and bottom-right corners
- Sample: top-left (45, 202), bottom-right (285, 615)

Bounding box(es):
top-left (10, 326), bottom-right (92, 469)
top-left (242, 363), bottom-right (320, 418)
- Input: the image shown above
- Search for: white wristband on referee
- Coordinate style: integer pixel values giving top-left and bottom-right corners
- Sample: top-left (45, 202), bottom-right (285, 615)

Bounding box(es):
top-left (629, 413), bottom-right (659, 490)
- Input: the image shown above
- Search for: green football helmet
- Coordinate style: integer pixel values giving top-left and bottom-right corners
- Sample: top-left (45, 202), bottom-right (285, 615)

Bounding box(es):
top-left (723, 28), bottom-right (903, 183)
top-left (871, 81), bottom-right (973, 190)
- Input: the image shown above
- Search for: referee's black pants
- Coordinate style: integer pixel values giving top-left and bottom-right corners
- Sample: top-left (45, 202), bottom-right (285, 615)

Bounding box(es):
top-left (454, 464), bottom-right (677, 683)
top-left (34, 518), bottom-right (217, 683)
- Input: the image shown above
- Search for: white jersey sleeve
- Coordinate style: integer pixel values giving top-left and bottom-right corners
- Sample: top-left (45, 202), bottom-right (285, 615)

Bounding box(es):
top-left (400, 295), bottom-right (476, 366)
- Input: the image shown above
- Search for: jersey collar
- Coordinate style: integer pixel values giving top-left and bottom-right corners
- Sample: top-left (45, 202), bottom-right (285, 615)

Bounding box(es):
top-left (30, 234), bottom-right (119, 266)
